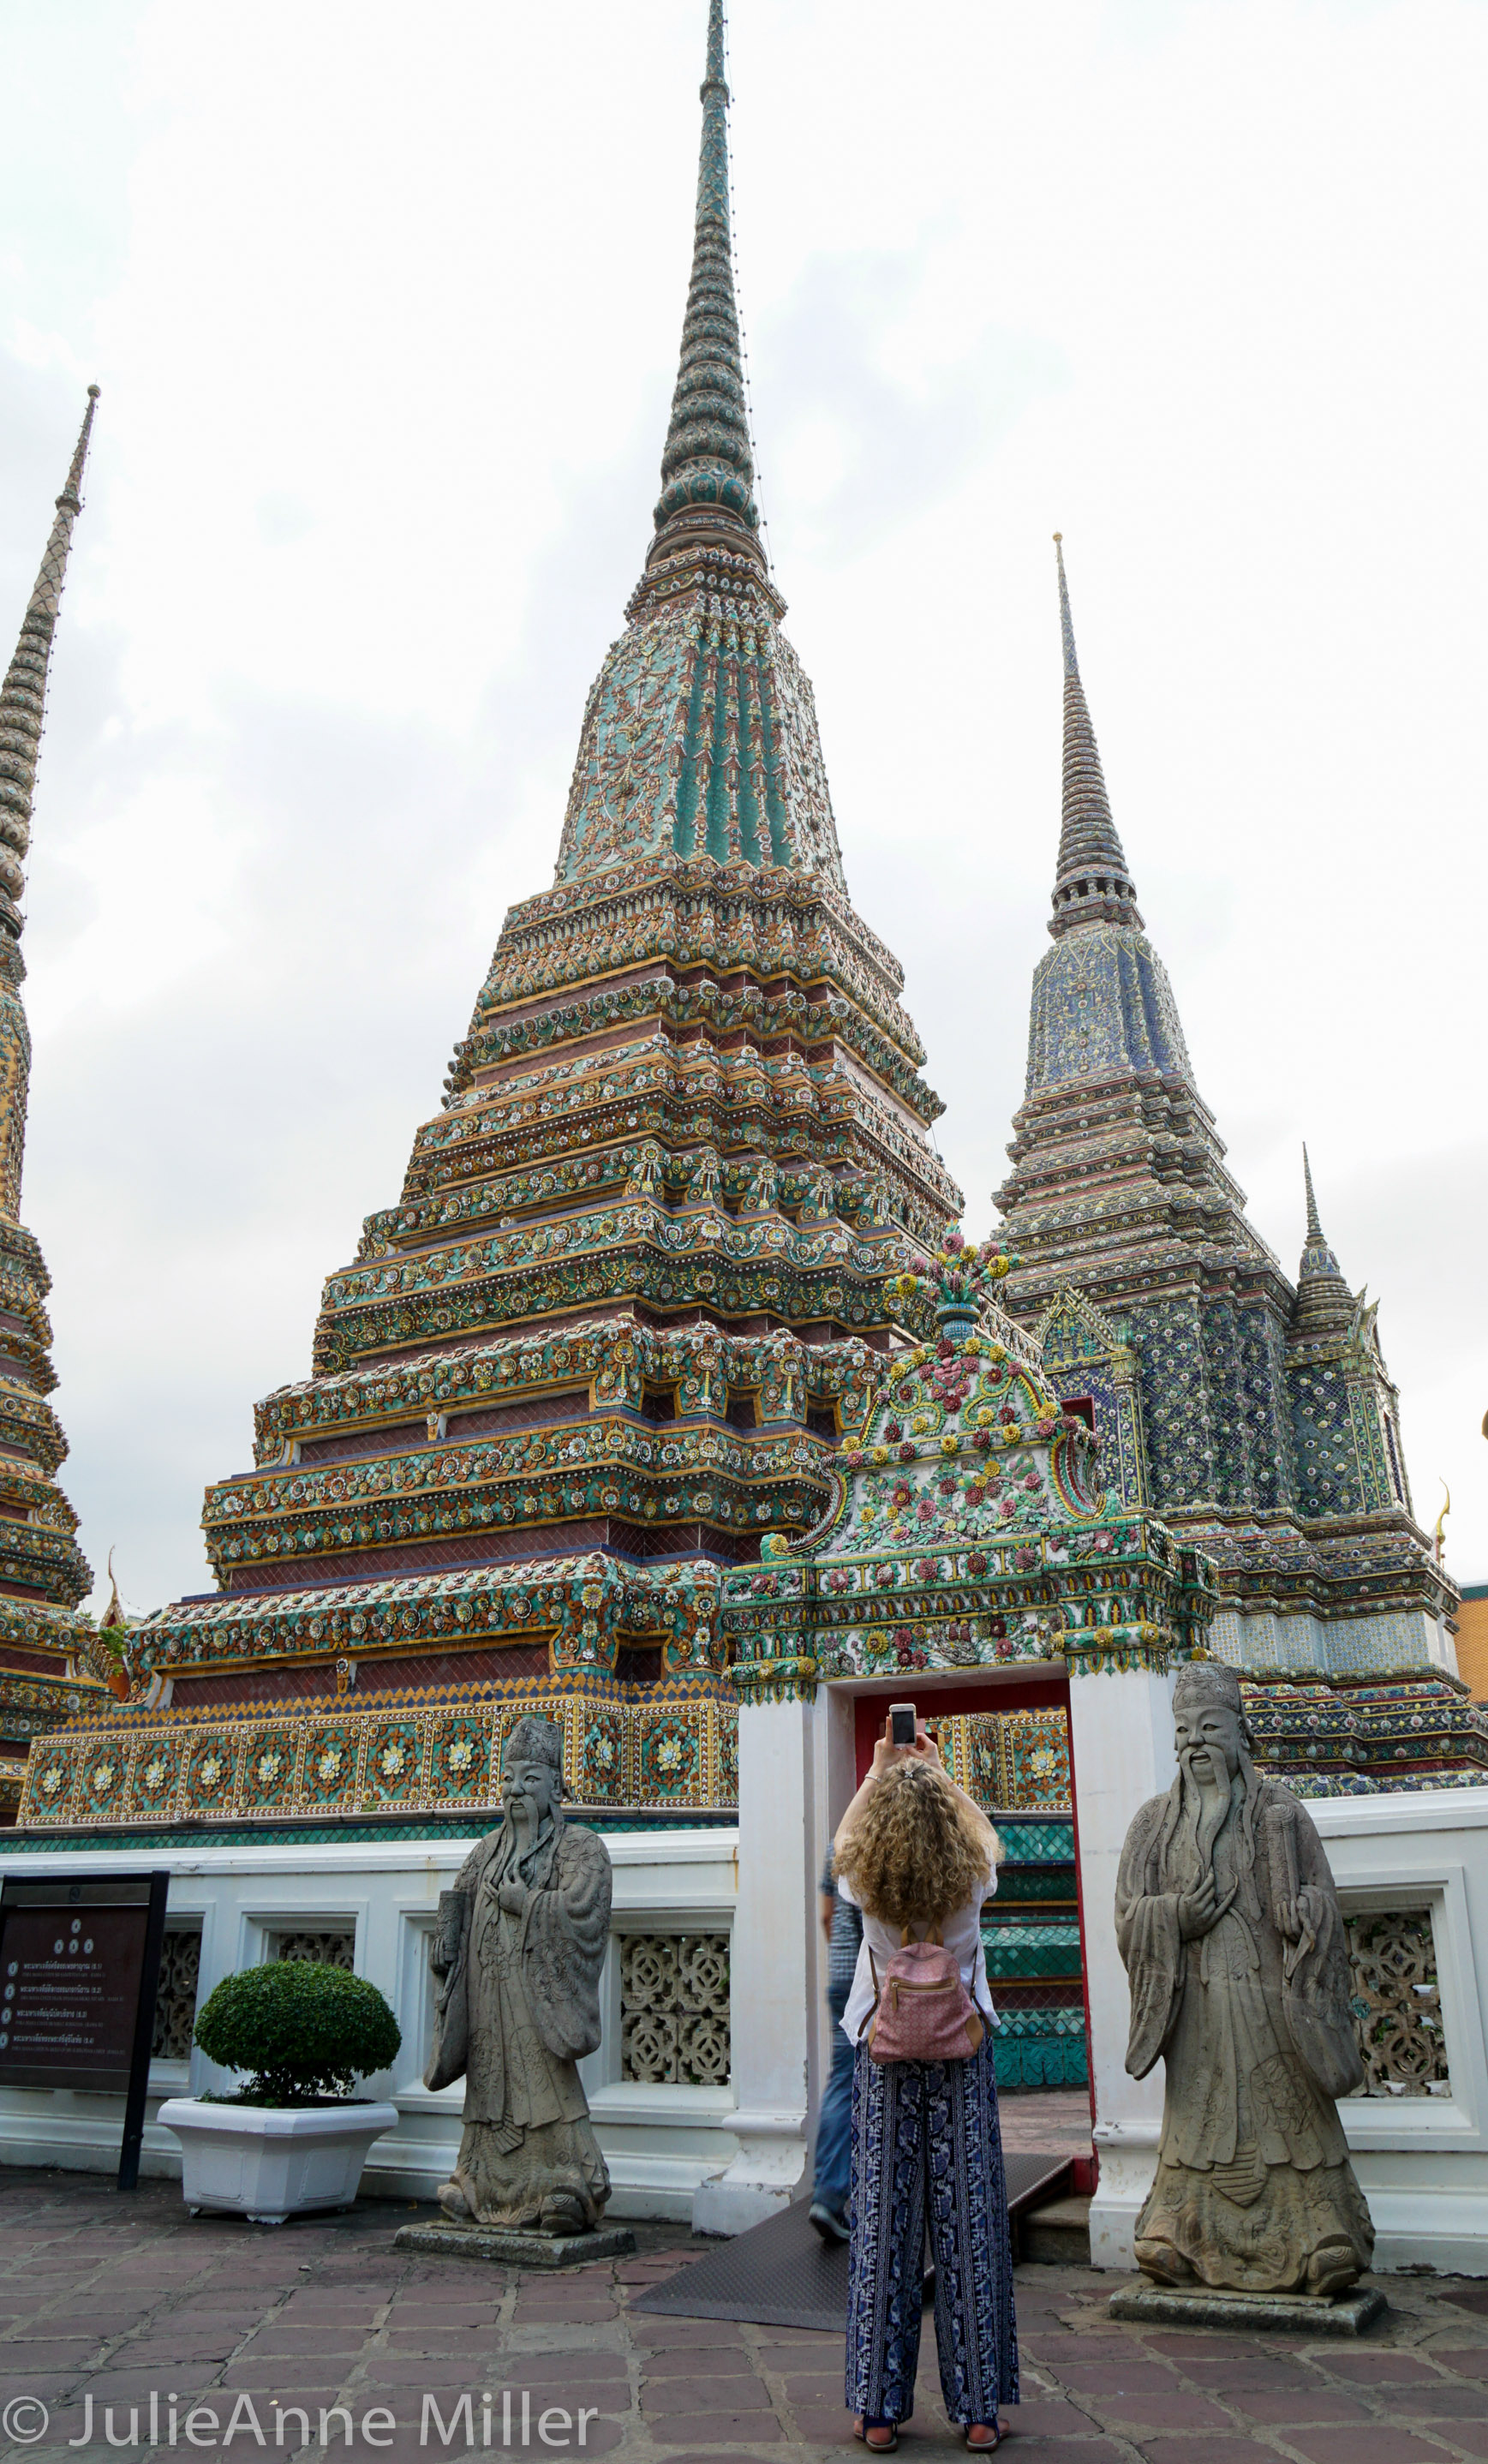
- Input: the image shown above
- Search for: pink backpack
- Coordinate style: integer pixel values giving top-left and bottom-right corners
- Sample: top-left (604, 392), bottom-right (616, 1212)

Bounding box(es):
top-left (864, 1927), bottom-right (985, 2065)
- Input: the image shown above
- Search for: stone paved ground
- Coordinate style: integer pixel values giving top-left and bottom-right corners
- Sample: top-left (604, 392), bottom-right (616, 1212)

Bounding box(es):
top-left (994, 2094), bottom-right (1092, 2166)
top-left (0, 2174), bottom-right (1483, 2464)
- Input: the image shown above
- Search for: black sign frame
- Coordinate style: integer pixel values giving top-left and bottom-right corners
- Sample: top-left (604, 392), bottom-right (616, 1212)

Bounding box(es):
top-left (0, 1872), bottom-right (170, 2191)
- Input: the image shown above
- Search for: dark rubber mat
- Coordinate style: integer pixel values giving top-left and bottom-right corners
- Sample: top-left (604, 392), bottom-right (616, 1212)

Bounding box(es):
top-left (630, 2150), bottom-right (1072, 2332)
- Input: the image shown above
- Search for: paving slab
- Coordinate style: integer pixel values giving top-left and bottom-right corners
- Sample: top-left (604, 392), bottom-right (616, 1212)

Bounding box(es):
top-left (0, 2173), bottom-right (1479, 2464)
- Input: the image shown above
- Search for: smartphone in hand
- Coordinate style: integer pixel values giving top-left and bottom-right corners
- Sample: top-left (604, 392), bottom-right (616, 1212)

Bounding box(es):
top-left (889, 1702), bottom-right (917, 1747)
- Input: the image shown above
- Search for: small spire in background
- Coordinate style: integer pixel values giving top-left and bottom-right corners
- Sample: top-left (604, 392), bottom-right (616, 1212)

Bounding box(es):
top-left (1302, 1141), bottom-right (1324, 1243)
top-left (1292, 1143), bottom-right (1355, 1339)
top-left (1048, 535), bottom-right (1144, 940)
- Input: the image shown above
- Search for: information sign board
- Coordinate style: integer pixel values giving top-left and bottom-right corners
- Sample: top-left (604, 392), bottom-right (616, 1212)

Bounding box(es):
top-left (0, 1873), bottom-right (170, 2187)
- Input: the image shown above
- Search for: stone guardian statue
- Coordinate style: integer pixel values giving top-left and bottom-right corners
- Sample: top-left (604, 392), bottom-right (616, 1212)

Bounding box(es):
top-left (426, 1716), bottom-right (613, 2234)
top-left (1115, 1662), bottom-right (1373, 2295)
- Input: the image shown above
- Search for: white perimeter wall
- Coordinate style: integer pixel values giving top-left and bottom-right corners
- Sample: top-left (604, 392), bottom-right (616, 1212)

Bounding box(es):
top-left (0, 1827), bottom-right (740, 2225)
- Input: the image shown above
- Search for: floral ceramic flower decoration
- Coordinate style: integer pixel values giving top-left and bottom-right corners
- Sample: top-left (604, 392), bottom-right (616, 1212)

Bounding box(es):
top-left (889, 1230), bottom-right (1020, 1331)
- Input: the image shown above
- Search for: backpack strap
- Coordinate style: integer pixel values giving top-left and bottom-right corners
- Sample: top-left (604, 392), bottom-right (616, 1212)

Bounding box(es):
top-left (858, 1946), bottom-right (881, 2042)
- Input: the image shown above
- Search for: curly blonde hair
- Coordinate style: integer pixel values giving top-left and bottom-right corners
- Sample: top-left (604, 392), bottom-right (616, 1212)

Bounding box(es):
top-left (834, 1761), bottom-right (997, 1930)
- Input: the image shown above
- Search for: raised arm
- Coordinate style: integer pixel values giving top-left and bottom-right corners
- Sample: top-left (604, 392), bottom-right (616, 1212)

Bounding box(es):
top-left (834, 1715), bottom-right (995, 1864)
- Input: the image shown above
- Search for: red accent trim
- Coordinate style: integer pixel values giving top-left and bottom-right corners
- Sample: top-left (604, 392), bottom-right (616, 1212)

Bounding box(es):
top-left (1065, 1707), bottom-right (1098, 2167)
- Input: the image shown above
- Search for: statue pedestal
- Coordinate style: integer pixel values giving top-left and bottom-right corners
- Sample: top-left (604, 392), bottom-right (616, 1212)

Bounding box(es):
top-left (393, 2221), bottom-right (636, 2268)
top-left (1109, 2281), bottom-right (1386, 2336)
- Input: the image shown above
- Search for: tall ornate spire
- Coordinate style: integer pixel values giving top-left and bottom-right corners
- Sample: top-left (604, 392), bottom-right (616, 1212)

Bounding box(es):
top-left (0, 393), bottom-right (97, 1673)
top-left (0, 386), bottom-right (99, 992)
top-left (1292, 1143), bottom-right (1355, 1339)
top-left (548, 1), bottom-right (857, 888)
top-left (1049, 534), bottom-right (1143, 939)
top-left (648, 0), bottom-right (762, 570)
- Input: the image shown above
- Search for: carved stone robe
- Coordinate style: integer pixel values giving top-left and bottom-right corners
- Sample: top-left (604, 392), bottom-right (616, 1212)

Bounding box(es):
top-left (1116, 1761), bottom-right (1373, 2294)
top-left (426, 1808), bottom-right (612, 2229)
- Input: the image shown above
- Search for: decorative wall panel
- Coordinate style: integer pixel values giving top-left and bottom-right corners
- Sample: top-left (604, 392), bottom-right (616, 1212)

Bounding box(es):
top-left (1343, 1907), bottom-right (1450, 2098)
top-left (151, 1928), bottom-right (201, 2061)
top-left (620, 1931), bottom-right (731, 2086)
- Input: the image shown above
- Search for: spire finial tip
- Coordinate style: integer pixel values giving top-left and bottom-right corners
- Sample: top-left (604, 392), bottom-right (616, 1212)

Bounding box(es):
top-left (1301, 1142), bottom-right (1324, 1241)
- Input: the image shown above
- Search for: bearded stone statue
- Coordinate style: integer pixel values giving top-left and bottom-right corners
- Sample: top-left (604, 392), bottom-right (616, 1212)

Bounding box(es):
top-left (426, 1716), bottom-right (613, 2234)
top-left (1116, 1662), bottom-right (1373, 2296)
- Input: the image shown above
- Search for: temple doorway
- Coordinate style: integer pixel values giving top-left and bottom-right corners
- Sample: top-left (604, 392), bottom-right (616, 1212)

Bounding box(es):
top-left (848, 1678), bottom-right (1089, 2091)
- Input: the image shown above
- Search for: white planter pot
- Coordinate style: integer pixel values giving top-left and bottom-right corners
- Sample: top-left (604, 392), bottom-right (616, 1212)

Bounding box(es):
top-left (157, 2097), bottom-right (400, 2223)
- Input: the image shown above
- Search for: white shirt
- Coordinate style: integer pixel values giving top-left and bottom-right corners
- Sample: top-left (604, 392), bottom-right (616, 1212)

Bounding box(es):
top-left (837, 1869), bottom-right (999, 2046)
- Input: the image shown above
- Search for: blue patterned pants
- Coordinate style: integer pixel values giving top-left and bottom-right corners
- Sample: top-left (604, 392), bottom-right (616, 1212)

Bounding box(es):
top-left (845, 2035), bottom-right (1019, 2429)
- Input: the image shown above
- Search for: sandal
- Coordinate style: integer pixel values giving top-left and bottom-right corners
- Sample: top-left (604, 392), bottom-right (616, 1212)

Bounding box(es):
top-left (963, 2424), bottom-right (1007, 2452)
top-left (853, 2420), bottom-right (899, 2453)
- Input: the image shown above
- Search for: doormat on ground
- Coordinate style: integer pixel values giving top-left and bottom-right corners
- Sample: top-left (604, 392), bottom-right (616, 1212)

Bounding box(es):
top-left (630, 2151), bottom-right (1071, 2332)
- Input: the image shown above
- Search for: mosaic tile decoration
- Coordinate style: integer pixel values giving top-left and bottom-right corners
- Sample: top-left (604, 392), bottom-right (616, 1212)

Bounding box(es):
top-left (935, 1707), bottom-right (1072, 1814)
top-left (1243, 1673), bottom-right (1488, 1791)
top-left (722, 1315), bottom-right (1218, 1698)
top-left (18, 1677), bottom-right (738, 1829)
top-left (123, 1555), bottom-right (727, 1685)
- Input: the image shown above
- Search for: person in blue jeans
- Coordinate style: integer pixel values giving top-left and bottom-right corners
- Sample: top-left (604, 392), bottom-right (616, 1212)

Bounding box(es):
top-left (810, 1843), bottom-right (863, 2240)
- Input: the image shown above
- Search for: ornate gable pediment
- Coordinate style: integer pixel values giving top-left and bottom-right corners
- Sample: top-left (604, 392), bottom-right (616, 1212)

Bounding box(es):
top-left (1033, 1283), bottom-right (1132, 1371)
top-left (720, 1321), bottom-right (1216, 1697)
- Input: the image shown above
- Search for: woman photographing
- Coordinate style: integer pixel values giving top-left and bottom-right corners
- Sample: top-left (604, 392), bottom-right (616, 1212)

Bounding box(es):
top-left (833, 1714), bottom-right (1019, 2453)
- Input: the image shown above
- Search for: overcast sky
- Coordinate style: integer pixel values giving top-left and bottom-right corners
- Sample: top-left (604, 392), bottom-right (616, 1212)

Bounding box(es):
top-left (1, 0), bottom-right (1485, 1617)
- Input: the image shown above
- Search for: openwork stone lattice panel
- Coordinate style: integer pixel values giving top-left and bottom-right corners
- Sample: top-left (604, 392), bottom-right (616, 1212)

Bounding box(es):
top-left (935, 1708), bottom-right (1072, 1814)
top-left (619, 1931), bottom-right (730, 2085)
top-left (19, 1685), bottom-right (738, 1827)
top-left (272, 1932), bottom-right (356, 1971)
top-left (151, 1929), bottom-right (201, 2061)
top-left (1342, 1906), bottom-right (1450, 2097)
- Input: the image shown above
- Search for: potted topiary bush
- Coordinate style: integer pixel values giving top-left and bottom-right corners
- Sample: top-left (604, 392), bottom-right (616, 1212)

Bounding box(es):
top-left (158, 1960), bottom-right (402, 2222)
